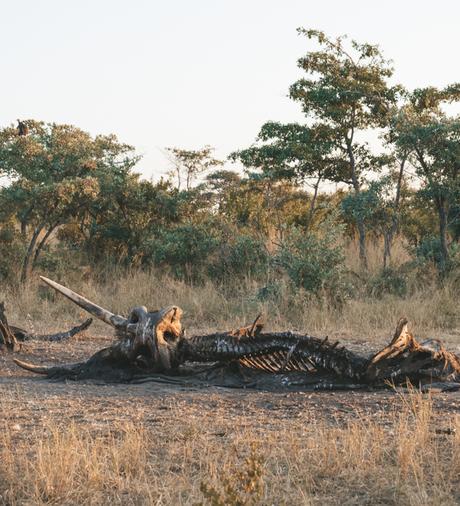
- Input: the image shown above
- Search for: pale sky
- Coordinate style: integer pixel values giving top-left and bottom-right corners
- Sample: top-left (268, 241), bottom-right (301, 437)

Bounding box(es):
top-left (1, 0), bottom-right (459, 179)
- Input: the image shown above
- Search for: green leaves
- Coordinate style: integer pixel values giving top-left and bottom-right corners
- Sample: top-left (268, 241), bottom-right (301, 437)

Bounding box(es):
top-left (0, 120), bottom-right (139, 280)
top-left (274, 215), bottom-right (347, 300)
top-left (291, 29), bottom-right (398, 130)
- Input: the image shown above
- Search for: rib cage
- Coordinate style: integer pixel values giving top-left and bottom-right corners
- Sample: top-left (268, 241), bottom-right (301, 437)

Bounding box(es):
top-left (239, 351), bottom-right (317, 373)
top-left (184, 331), bottom-right (369, 380)
top-left (12, 278), bottom-right (460, 387)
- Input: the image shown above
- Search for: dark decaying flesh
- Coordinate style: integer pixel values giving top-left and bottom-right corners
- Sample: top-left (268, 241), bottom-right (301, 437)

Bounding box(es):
top-left (12, 277), bottom-right (460, 389)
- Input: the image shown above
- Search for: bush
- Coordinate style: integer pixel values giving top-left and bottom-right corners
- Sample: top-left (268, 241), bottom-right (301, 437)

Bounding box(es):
top-left (210, 234), bottom-right (270, 280)
top-left (414, 236), bottom-right (460, 273)
top-left (274, 219), bottom-right (347, 301)
top-left (366, 268), bottom-right (408, 298)
top-left (146, 223), bottom-right (219, 279)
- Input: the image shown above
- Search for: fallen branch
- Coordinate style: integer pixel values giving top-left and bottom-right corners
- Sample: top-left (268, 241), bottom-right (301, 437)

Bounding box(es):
top-left (0, 302), bottom-right (20, 352)
top-left (16, 318), bottom-right (93, 342)
top-left (1, 301), bottom-right (92, 346)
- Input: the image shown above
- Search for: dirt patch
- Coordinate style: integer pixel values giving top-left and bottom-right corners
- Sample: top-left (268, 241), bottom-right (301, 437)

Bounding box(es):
top-left (2, 332), bottom-right (460, 505)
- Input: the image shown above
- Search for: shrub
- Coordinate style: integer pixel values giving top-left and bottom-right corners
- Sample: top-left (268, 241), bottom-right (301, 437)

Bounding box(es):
top-left (274, 218), bottom-right (347, 301)
top-left (414, 236), bottom-right (460, 273)
top-left (146, 223), bottom-right (219, 279)
top-left (210, 234), bottom-right (270, 280)
top-left (366, 268), bottom-right (408, 298)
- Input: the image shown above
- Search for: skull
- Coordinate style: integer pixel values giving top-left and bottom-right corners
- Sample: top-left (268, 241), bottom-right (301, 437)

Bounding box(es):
top-left (38, 276), bottom-right (185, 372)
top-left (123, 305), bottom-right (184, 371)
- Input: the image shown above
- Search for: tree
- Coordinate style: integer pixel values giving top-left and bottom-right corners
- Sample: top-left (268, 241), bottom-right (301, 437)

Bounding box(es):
top-left (341, 172), bottom-right (408, 269)
top-left (75, 177), bottom-right (180, 266)
top-left (232, 122), bottom-right (339, 230)
top-left (288, 29), bottom-right (400, 268)
top-left (0, 120), bottom-right (139, 281)
top-left (390, 86), bottom-right (460, 274)
top-left (166, 145), bottom-right (223, 191)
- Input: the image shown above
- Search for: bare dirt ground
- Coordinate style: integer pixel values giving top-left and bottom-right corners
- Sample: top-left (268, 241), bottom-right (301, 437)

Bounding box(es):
top-left (2, 330), bottom-right (460, 505)
top-left (3, 331), bottom-right (460, 429)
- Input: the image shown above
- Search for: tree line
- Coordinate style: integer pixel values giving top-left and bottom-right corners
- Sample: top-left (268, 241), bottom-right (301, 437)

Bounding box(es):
top-left (1, 29), bottom-right (459, 301)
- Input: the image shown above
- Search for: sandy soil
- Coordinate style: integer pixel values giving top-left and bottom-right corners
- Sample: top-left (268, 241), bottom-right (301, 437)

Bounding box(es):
top-left (2, 332), bottom-right (460, 435)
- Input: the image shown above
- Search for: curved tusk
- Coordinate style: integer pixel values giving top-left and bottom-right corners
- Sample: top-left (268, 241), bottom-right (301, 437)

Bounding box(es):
top-left (13, 358), bottom-right (53, 375)
top-left (40, 276), bottom-right (127, 328)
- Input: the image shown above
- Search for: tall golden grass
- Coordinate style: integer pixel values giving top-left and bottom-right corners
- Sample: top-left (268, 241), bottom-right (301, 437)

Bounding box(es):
top-left (0, 388), bottom-right (459, 505)
top-left (0, 235), bottom-right (458, 339)
top-left (1, 265), bottom-right (459, 343)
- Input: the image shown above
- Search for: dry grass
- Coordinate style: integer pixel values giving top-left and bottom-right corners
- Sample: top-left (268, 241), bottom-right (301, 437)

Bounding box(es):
top-left (1, 266), bottom-right (459, 345)
top-left (0, 388), bottom-right (459, 505)
top-left (0, 235), bottom-right (458, 342)
top-left (0, 243), bottom-right (459, 504)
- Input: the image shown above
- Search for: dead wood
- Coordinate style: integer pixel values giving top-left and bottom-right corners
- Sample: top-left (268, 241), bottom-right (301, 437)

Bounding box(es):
top-left (14, 318), bottom-right (93, 342)
top-left (0, 302), bottom-right (20, 352)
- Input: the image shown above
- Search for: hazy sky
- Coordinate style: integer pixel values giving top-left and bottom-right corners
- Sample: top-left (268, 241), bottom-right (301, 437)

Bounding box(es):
top-left (1, 0), bottom-right (459, 179)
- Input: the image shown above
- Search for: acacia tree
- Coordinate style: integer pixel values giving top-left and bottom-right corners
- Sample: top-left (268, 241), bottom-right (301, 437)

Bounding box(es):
top-left (390, 86), bottom-right (460, 274)
top-left (0, 120), bottom-right (139, 281)
top-left (232, 122), bottom-right (339, 231)
top-left (166, 145), bottom-right (223, 191)
top-left (288, 29), bottom-right (400, 268)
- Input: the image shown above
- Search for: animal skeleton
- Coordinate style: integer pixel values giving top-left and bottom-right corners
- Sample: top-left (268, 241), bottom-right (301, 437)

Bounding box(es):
top-left (13, 277), bottom-right (460, 390)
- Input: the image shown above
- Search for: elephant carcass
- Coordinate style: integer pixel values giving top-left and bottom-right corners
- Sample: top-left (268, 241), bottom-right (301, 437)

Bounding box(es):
top-left (13, 277), bottom-right (460, 390)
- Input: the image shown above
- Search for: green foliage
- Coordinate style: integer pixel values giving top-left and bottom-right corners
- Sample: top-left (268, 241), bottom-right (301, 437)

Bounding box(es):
top-left (366, 268), bottom-right (408, 298)
top-left (0, 120), bottom-right (139, 281)
top-left (146, 223), bottom-right (219, 279)
top-left (390, 86), bottom-right (460, 273)
top-left (79, 178), bottom-right (180, 266)
top-left (341, 185), bottom-right (383, 229)
top-left (232, 122), bottom-right (337, 186)
top-left (210, 234), bottom-right (270, 280)
top-left (0, 28), bottom-right (459, 296)
top-left (292, 28), bottom-right (400, 129)
top-left (274, 217), bottom-right (347, 300)
top-left (414, 237), bottom-right (460, 273)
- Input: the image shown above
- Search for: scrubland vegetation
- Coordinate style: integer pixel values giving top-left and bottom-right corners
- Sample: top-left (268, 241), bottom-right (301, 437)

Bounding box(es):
top-left (0, 30), bottom-right (459, 305)
top-left (0, 386), bottom-right (459, 505)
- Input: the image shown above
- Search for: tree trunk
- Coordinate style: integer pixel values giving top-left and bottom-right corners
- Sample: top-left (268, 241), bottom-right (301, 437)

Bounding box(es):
top-left (32, 224), bottom-right (58, 270)
top-left (356, 221), bottom-right (368, 270)
top-left (346, 135), bottom-right (368, 270)
top-left (21, 224), bottom-right (44, 282)
top-left (437, 197), bottom-right (450, 275)
top-left (306, 176), bottom-right (321, 231)
top-left (383, 232), bottom-right (391, 270)
top-left (383, 156), bottom-right (406, 269)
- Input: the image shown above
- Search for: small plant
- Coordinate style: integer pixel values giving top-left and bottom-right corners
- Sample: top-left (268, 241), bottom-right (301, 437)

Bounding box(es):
top-left (367, 268), bottom-right (408, 298)
top-left (197, 443), bottom-right (265, 506)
